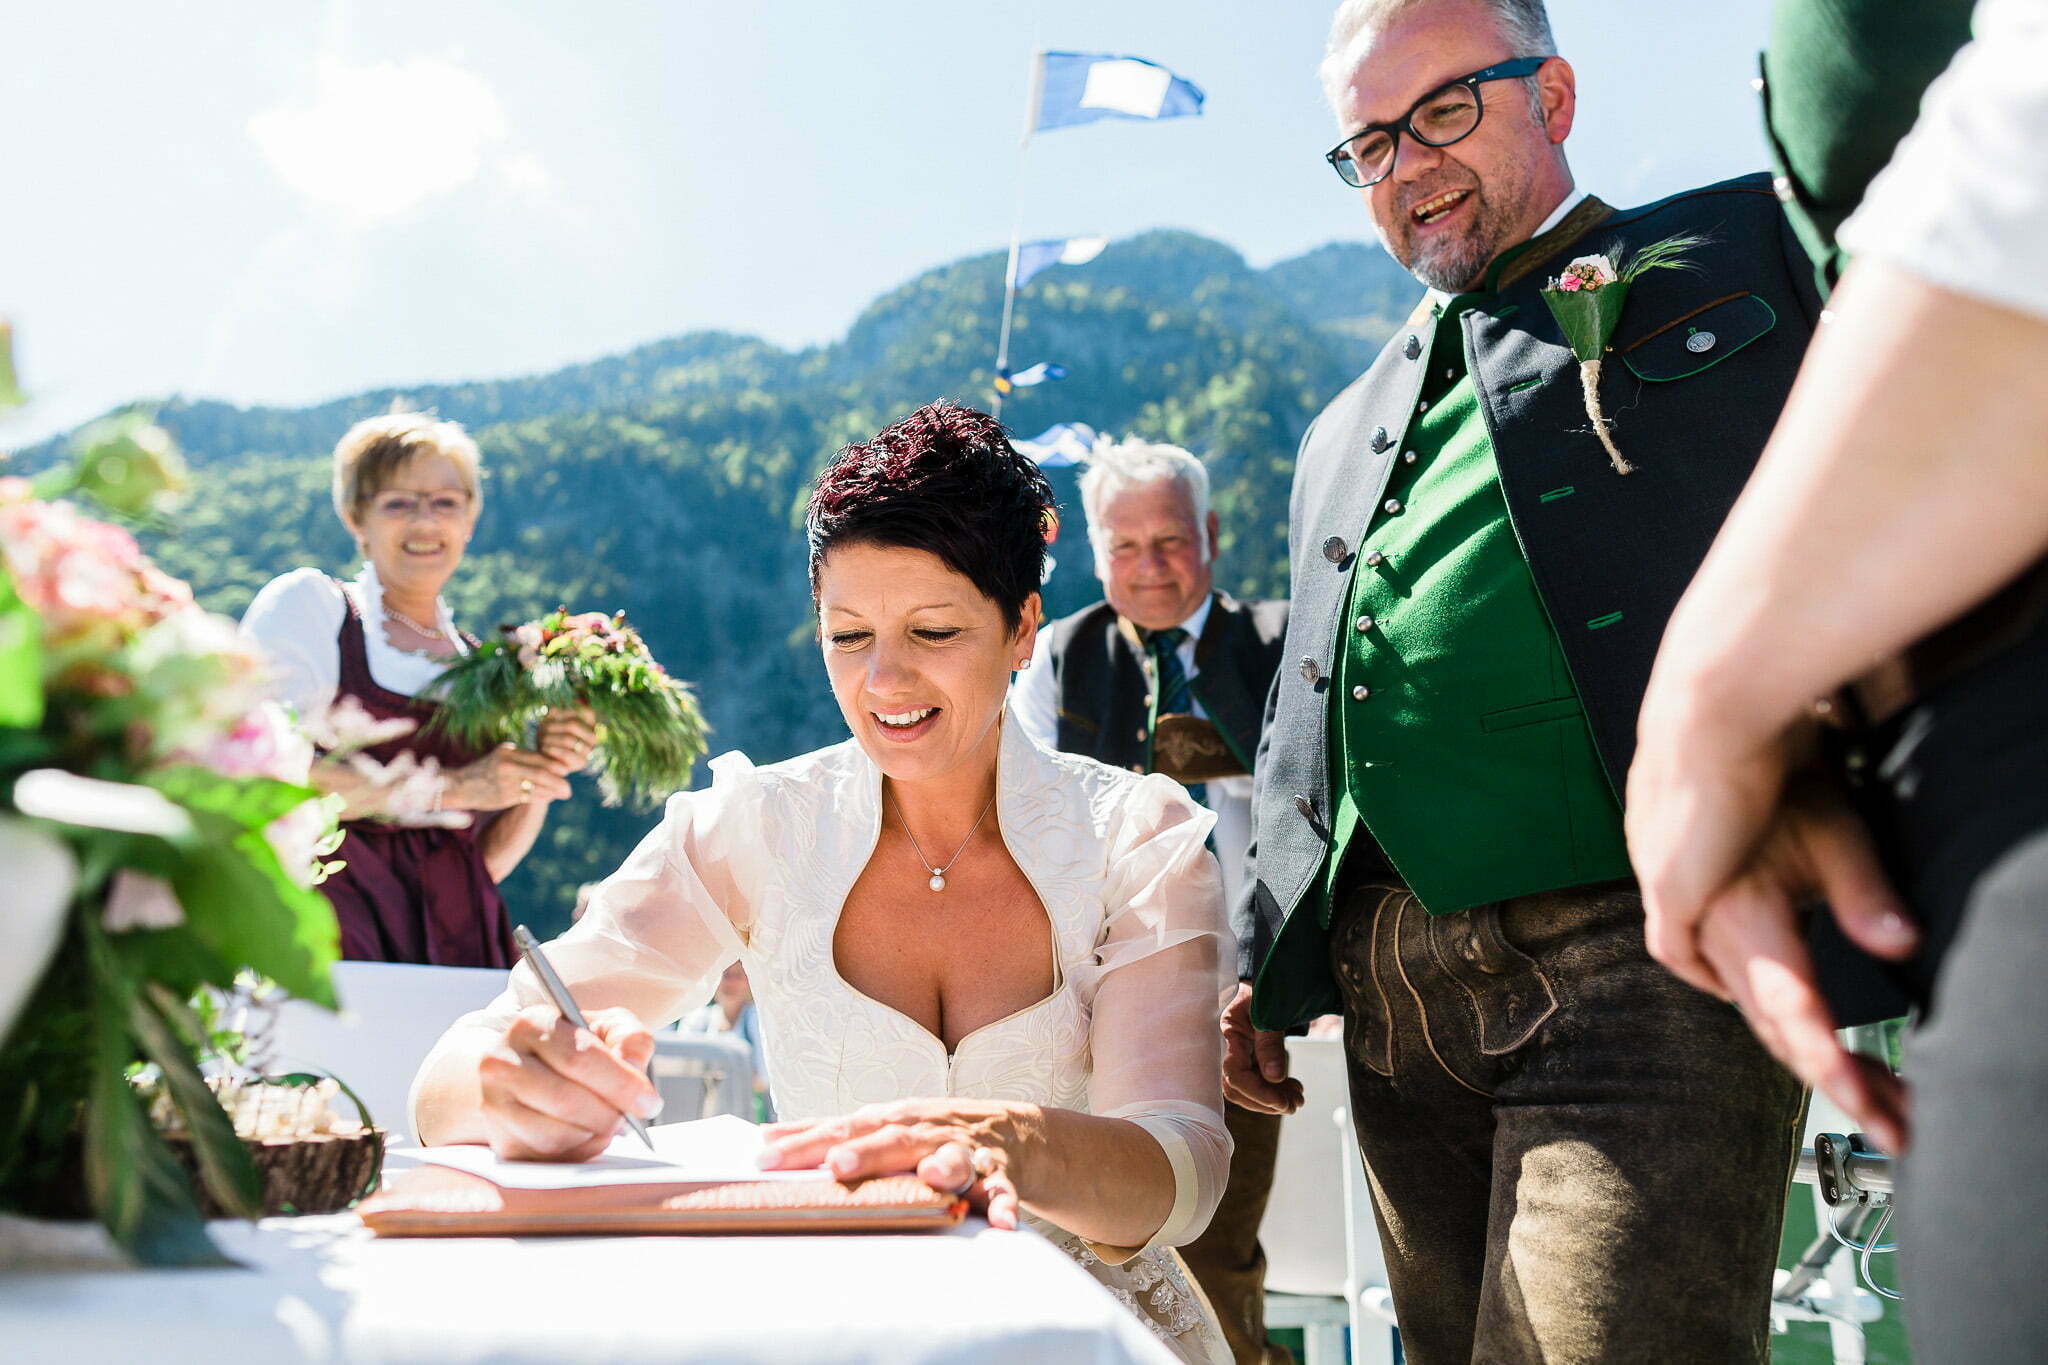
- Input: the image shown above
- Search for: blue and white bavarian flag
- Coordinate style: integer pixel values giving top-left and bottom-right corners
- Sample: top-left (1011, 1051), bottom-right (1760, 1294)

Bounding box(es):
top-left (1031, 53), bottom-right (1204, 133)
top-left (1008, 362), bottom-right (1067, 387)
top-left (1012, 236), bottom-right (1107, 291)
top-left (1011, 421), bottom-right (1101, 467)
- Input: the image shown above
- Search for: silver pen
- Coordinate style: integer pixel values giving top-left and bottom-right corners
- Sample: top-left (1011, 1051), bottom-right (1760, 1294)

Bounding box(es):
top-left (513, 924), bottom-right (658, 1152)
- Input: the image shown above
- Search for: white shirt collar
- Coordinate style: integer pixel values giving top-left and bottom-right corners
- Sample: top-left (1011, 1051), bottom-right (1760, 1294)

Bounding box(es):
top-left (352, 561), bottom-right (466, 655)
top-left (1175, 593), bottom-right (1214, 644)
top-left (1534, 186), bottom-right (1588, 239)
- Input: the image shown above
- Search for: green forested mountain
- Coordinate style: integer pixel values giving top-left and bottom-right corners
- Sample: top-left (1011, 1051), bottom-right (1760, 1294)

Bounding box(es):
top-left (20, 229), bottom-right (1416, 935)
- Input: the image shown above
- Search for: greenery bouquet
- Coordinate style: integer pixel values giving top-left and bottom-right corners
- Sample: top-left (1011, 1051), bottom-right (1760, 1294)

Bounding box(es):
top-left (424, 606), bottom-right (708, 809)
top-left (0, 411), bottom-right (349, 1264)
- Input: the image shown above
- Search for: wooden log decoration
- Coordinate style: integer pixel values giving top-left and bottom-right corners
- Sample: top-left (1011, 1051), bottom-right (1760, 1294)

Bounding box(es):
top-left (166, 1128), bottom-right (386, 1217)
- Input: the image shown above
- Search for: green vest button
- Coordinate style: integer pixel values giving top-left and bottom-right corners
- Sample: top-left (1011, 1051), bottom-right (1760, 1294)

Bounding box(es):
top-left (1364, 550), bottom-right (1385, 567)
top-left (1351, 684), bottom-right (1371, 702)
top-left (1383, 499), bottom-right (1403, 515)
top-left (1355, 614), bottom-right (1374, 633)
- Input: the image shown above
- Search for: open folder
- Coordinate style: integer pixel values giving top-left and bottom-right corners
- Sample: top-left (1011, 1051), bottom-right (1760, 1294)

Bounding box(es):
top-left (359, 1115), bottom-right (967, 1236)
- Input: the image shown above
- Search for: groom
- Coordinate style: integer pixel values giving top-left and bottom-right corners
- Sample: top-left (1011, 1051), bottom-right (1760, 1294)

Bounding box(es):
top-left (1226, 1), bottom-right (1823, 1360)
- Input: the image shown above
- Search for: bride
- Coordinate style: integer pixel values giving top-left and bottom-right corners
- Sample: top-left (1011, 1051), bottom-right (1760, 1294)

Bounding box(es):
top-left (412, 401), bottom-right (1235, 1362)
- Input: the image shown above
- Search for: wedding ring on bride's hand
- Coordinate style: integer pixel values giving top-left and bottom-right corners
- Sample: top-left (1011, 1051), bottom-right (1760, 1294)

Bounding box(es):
top-left (971, 1146), bottom-right (999, 1177)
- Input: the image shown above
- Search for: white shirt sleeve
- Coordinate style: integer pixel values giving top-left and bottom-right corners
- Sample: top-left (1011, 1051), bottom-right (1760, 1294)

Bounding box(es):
top-left (1839, 0), bottom-right (2048, 321)
top-left (409, 753), bottom-right (765, 1133)
top-left (240, 568), bottom-right (346, 720)
top-left (1083, 774), bottom-right (1236, 1255)
top-left (1007, 629), bottom-right (1059, 749)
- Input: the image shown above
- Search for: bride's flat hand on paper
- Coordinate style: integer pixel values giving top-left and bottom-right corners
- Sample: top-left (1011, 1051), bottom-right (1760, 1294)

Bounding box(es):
top-left (758, 1099), bottom-right (1029, 1229)
top-left (476, 1003), bottom-right (661, 1161)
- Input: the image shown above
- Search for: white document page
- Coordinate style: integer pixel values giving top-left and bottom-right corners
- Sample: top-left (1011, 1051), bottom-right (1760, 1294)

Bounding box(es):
top-left (410, 1114), bottom-right (829, 1189)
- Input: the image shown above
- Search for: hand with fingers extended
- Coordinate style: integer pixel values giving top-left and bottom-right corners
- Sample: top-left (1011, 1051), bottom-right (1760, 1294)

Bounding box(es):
top-left (445, 742), bottom-right (574, 811)
top-left (757, 1100), bottom-right (1031, 1229)
top-left (1628, 735), bottom-right (1919, 1153)
top-left (475, 1003), bottom-right (663, 1161)
top-left (1221, 981), bottom-right (1304, 1114)
top-left (535, 703), bottom-right (600, 777)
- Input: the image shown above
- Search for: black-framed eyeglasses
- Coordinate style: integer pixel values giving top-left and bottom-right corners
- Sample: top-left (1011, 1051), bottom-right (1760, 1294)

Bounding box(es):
top-left (1324, 56), bottom-right (1551, 189)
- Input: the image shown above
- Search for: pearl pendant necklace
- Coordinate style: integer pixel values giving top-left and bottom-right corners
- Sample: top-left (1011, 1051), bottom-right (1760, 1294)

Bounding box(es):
top-left (889, 791), bottom-right (997, 892)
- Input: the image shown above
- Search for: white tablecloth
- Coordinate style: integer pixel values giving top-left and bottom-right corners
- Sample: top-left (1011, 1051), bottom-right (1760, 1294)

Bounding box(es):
top-left (0, 1212), bottom-right (1178, 1365)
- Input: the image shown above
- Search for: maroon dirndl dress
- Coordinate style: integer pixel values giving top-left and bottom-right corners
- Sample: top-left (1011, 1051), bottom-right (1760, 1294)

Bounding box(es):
top-left (320, 586), bottom-right (516, 968)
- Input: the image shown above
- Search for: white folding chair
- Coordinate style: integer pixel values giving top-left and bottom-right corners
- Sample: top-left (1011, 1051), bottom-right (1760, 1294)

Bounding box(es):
top-left (267, 961), bottom-right (509, 1145)
top-left (649, 1031), bottom-right (755, 1123)
top-left (1260, 1034), bottom-right (1399, 1365)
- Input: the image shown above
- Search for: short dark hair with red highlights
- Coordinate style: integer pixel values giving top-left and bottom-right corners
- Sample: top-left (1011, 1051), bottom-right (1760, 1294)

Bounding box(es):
top-left (805, 401), bottom-right (1054, 631)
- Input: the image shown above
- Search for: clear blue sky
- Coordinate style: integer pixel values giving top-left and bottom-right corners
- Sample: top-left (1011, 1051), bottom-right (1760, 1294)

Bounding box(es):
top-left (1, 0), bottom-right (1772, 445)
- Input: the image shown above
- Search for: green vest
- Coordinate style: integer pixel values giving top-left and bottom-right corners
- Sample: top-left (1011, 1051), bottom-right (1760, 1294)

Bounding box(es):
top-left (1320, 287), bottom-right (1633, 917)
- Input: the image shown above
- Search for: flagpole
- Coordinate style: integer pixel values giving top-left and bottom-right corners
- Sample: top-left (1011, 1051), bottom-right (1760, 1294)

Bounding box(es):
top-left (993, 50), bottom-right (1043, 421)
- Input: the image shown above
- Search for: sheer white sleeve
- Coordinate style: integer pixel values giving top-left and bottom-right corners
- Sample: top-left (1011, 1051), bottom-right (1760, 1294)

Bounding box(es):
top-left (240, 568), bottom-right (345, 720)
top-left (412, 753), bottom-right (769, 1114)
top-left (1007, 630), bottom-right (1059, 750)
top-left (1082, 773), bottom-right (1237, 1253)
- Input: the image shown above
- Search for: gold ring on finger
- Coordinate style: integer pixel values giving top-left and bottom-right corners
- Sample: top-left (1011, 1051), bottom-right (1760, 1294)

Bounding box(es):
top-left (520, 778), bottom-right (534, 796)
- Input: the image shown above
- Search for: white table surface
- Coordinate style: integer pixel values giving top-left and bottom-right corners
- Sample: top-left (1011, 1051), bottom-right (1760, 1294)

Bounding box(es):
top-left (0, 1210), bottom-right (1179, 1365)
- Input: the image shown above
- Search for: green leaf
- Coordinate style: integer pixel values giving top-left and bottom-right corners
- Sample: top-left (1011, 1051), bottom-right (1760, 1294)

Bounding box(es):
top-left (108, 926), bottom-right (233, 1001)
top-left (0, 566), bottom-right (42, 729)
top-left (81, 921), bottom-right (232, 1266)
top-left (1541, 279), bottom-right (1630, 363)
top-left (148, 767), bottom-right (316, 833)
top-left (67, 412), bottom-right (190, 519)
top-left (133, 983), bottom-right (263, 1221)
top-left (0, 318), bottom-right (21, 410)
top-left (168, 836), bottom-right (338, 1007)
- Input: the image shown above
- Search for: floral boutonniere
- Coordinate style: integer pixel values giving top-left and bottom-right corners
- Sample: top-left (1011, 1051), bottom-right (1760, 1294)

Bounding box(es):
top-left (1541, 235), bottom-right (1707, 474)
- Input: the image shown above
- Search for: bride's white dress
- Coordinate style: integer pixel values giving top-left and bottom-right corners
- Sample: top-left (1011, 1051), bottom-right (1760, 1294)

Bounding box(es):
top-left (422, 719), bottom-right (1235, 1363)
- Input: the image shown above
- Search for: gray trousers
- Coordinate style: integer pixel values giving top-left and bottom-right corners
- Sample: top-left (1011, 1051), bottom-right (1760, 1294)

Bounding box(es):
top-left (1327, 875), bottom-right (1804, 1364)
top-left (1856, 608), bottom-right (2048, 1364)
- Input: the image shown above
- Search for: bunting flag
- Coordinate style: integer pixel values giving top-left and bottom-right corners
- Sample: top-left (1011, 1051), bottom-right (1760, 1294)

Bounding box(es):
top-left (1008, 362), bottom-right (1067, 388)
top-left (1012, 236), bottom-right (1107, 291)
top-left (1031, 53), bottom-right (1205, 133)
top-left (1011, 421), bottom-right (1101, 468)
top-left (994, 362), bottom-right (1066, 396)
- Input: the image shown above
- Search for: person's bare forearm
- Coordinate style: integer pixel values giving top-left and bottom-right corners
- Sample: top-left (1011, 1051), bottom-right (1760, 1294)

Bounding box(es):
top-left (307, 757), bottom-right (399, 821)
top-left (1648, 261), bottom-right (2048, 746)
top-left (410, 1025), bottom-right (497, 1145)
top-left (478, 799), bottom-right (547, 881)
top-left (1016, 1107), bottom-right (1176, 1250)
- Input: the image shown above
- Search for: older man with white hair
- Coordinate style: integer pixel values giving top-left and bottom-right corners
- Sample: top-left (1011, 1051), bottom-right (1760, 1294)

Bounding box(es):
top-left (1011, 436), bottom-right (1291, 1365)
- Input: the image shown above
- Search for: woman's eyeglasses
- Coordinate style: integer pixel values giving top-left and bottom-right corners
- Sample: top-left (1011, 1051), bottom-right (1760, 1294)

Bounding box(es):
top-left (367, 490), bottom-right (472, 521)
top-left (1325, 57), bottom-right (1550, 189)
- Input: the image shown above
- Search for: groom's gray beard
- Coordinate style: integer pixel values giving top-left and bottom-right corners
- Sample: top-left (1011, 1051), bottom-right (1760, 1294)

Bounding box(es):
top-left (1396, 187), bottom-right (1514, 294)
top-left (1404, 234), bottom-right (1496, 294)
